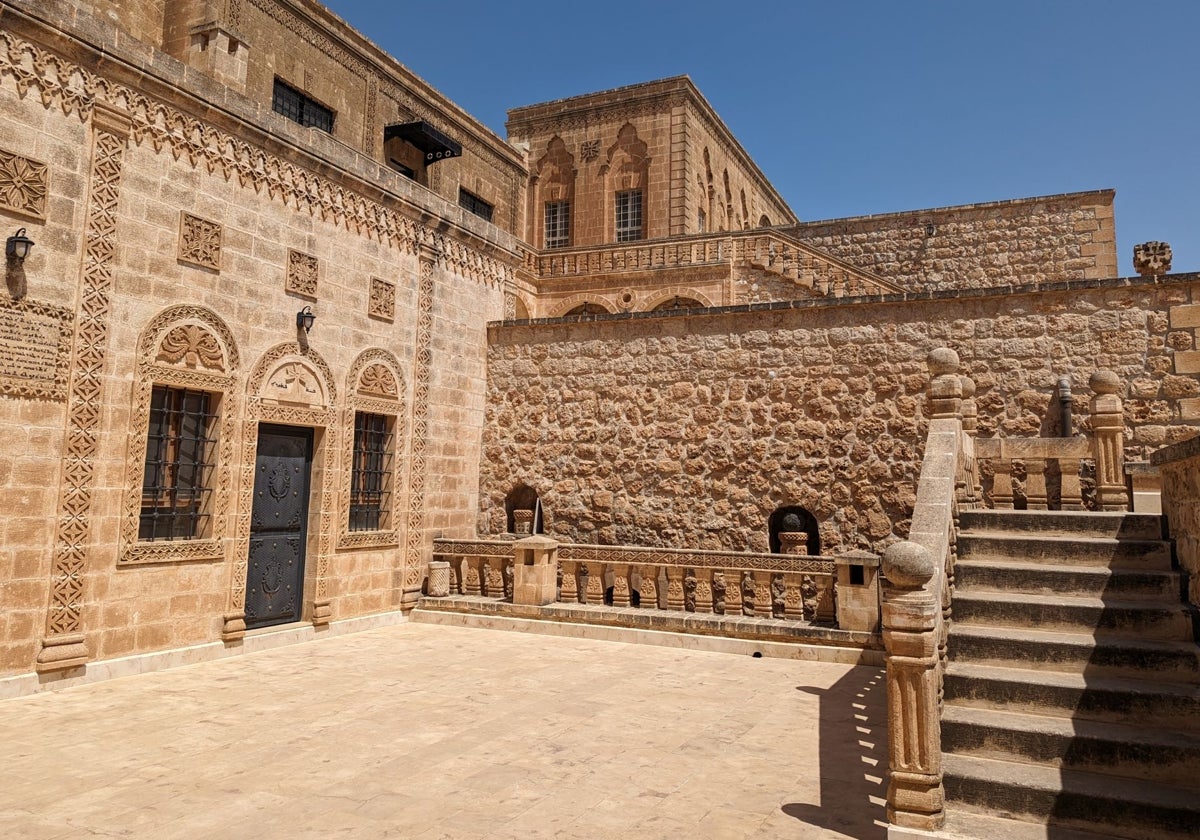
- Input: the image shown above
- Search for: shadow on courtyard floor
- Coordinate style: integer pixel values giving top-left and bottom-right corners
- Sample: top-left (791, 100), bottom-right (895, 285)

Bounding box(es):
top-left (781, 664), bottom-right (889, 839)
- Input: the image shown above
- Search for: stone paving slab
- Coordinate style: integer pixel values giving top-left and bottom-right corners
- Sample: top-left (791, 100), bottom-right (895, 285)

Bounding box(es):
top-left (0, 622), bottom-right (888, 839)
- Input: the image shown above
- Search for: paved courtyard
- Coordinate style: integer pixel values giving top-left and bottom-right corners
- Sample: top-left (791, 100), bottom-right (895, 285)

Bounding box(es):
top-left (0, 623), bottom-right (888, 839)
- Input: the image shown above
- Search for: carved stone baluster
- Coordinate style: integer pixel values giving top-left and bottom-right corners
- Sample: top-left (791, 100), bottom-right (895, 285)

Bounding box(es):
top-left (483, 557), bottom-right (504, 598)
top-left (694, 569), bottom-right (713, 614)
top-left (960, 375), bottom-right (981, 505)
top-left (725, 569), bottom-right (743, 615)
top-left (1060, 457), bottom-right (1084, 510)
top-left (611, 564), bottom-right (631, 608)
top-left (711, 571), bottom-right (727, 615)
top-left (991, 460), bottom-right (1014, 509)
top-left (559, 560), bottom-right (579, 603)
top-left (814, 574), bottom-right (836, 623)
top-left (882, 541), bottom-right (945, 831)
top-left (639, 566), bottom-right (660, 609)
top-left (683, 569), bottom-right (697, 612)
top-left (665, 567), bottom-right (685, 611)
top-left (464, 556), bottom-right (482, 597)
top-left (1025, 457), bottom-right (1048, 510)
top-left (583, 562), bottom-right (605, 605)
top-left (752, 572), bottom-right (771, 616)
top-left (1090, 370), bottom-right (1128, 511)
top-left (782, 573), bottom-right (804, 621)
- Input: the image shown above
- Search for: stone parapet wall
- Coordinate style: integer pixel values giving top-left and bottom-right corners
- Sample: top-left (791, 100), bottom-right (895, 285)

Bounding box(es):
top-left (1151, 435), bottom-right (1200, 607)
top-left (482, 274), bottom-right (1200, 555)
top-left (788, 190), bottom-right (1116, 292)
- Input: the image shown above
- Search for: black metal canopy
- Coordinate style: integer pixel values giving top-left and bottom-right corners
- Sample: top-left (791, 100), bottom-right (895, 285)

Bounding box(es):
top-left (383, 120), bottom-right (461, 164)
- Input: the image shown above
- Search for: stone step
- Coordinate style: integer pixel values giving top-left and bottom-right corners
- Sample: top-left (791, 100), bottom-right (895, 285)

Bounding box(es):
top-left (942, 705), bottom-right (1200, 787)
top-left (943, 753), bottom-right (1200, 840)
top-left (943, 662), bottom-right (1200, 731)
top-left (955, 558), bottom-right (1184, 600)
top-left (952, 590), bottom-right (1195, 641)
top-left (940, 809), bottom-right (1135, 840)
top-left (957, 533), bottom-right (1174, 570)
top-left (958, 510), bottom-right (1166, 541)
top-left (948, 624), bottom-right (1200, 683)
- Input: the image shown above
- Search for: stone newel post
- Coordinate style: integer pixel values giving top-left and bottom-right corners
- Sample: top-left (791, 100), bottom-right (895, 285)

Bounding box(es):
top-left (881, 540), bottom-right (944, 831)
top-left (1090, 370), bottom-right (1128, 511)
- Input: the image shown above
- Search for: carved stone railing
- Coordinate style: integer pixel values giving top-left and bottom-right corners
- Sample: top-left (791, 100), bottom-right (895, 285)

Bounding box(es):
top-left (882, 348), bottom-right (973, 833)
top-left (430, 538), bottom-right (882, 630)
top-left (973, 369), bottom-right (1128, 512)
top-left (526, 228), bottom-right (902, 299)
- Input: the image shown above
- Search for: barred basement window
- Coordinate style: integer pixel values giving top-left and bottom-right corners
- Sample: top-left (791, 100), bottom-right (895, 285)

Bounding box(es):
top-left (615, 189), bottom-right (643, 242)
top-left (349, 412), bottom-right (393, 532)
top-left (139, 386), bottom-right (217, 541)
top-left (544, 200), bottom-right (570, 249)
top-left (458, 189), bottom-right (494, 223)
top-left (272, 78), bottom-right (334, 133)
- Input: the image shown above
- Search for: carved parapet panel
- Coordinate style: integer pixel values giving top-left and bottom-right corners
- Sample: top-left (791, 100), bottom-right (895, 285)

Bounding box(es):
top-left (1133, 241), bottom-right (1172, 277)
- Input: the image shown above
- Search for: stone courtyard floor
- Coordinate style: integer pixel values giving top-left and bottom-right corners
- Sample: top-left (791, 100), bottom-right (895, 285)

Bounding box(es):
top-left (0, 622), bottom-right (888, 839)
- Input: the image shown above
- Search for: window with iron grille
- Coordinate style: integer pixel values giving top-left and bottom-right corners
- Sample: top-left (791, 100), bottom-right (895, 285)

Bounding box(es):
top-left (349, 412), bottom-right (392, 532)
top-left (544, 200), bottom-right (570, 249)
top-left (615, 190), bottom-right (643, 242)
top-left (139, 386), bottom-right (217, 541)
top-left (271, 78), bottom-right (334, 133)
top-left (458, 189), bottom-right (494, 223)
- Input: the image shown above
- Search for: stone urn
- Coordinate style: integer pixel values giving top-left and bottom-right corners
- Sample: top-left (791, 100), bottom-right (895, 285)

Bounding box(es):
top-left (426, 560), bottom-right (451, 598)
top-left (779, 531), bottom-right (808, 556)
top-left (513, 509), bottom-right (533, 535)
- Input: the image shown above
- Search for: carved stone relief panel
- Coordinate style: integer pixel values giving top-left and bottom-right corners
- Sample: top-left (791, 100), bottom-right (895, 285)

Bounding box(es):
top-left (0, 148), bottom-right (48, 219)
top-left (286, 249), bottom-right (319, 298)
top-left (178, 212), bottom-right (222, 271)
top-left (368, 276), bottom-right (395, 321)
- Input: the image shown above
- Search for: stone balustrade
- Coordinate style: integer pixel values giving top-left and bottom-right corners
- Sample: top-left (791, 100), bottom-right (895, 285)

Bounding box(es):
top-left (525, 228), bottom-right (902, 299)
top-left (430, 538), bottom-right (881, 631)
top-left (972, 369), bottom-right (1130, 512)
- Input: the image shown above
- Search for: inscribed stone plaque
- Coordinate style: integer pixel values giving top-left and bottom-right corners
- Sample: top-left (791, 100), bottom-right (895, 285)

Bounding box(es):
top-left (0, 296), bottom-right (73, 400)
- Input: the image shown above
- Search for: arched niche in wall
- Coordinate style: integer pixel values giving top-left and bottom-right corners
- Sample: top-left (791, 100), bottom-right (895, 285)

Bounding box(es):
top-left (531, 136), bottom-right (576, 248)
top-left (768, 506), bottom-right (821, 556)
top-left (702, 148), bottom-right (715, 229)
top-left (505, 483), bottom-right (544, 534)
top-left (759, 214), bottom-right (772, 228)
top-left (644, 287), bottom-right (716, 312)
top-left (600, 123), bottom-right (650, 242)
top-left (554, 296), bottom-right (616, 317)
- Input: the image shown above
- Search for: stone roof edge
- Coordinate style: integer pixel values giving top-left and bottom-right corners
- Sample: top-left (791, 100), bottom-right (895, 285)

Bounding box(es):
top-left (507, 75), bottom-right (797, 225)
top-left (791, 189), bottom-right (1116, 230)
top-left (4, 0), bottom-right (526, 261)
top-left (488, 270), bottom-right (1199, 330)
top-left (282, 0), bottom-right (523, 167)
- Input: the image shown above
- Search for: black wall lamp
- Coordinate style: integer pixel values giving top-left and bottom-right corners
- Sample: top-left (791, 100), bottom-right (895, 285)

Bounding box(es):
top-left (6, 227), bottom-right (34, 262)
top-left (924, 222), bottom-right (936, 237)
top-left (296, 305), bottom-right (316, 333)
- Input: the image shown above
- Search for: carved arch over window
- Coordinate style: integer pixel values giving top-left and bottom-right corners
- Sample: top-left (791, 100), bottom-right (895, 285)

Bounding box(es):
top-left (532, 136), bottom-right (576, 248)
top-left (119, 305), bottom-right (240, 565)
top-left (553, 295), bottom-right (616, 317)
top-left (601, 123), bottom-right (650, 241)
top-left (339, 349), bottom-right (407, 549)
top-left (643, 287), bottom-right (717, 312)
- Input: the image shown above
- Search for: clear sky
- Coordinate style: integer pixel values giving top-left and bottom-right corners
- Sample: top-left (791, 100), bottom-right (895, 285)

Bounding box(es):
top-left (323, 0), bottom-right (1198, 276)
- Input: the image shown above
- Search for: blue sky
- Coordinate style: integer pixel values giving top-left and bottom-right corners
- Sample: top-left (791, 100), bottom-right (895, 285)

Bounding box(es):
top-left (324, 1), bottom-right (1198, 276)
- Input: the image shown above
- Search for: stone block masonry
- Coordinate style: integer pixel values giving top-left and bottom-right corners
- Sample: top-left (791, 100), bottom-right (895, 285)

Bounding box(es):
top-left (482, 274), bottom-right (1200, 555)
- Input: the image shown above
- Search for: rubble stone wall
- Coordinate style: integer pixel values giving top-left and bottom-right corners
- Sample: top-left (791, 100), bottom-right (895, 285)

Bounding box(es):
top-left (789, 191), bottom-right (1117, 292)
top-left (482, 274), bottom-right (1200, 555)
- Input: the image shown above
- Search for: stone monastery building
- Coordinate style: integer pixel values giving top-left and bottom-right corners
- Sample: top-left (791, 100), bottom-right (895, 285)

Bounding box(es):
top-left (2, 1), bottom-right (1199, 836)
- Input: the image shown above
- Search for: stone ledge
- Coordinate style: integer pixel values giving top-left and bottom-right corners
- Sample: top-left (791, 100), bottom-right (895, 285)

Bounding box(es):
top-left (1149, 434), bottom-right (1200, 467)
top-left (416, 594), bottom-right (882, 650)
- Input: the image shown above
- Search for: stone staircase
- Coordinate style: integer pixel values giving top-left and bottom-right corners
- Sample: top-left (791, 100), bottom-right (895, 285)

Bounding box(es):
top-left (941, 509), bottom-right (1200, 839)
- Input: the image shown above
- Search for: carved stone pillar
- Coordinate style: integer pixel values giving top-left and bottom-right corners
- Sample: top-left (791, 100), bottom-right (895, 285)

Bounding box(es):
top-left (559, 560), bottom-right (579, 603)
top-left (694, 569), bottom-right (713, 614)
top-left (881, 541), bottom-right (945, 831)
top-left (991, 459), bottom-right (1015, 509)
top-left (724, 570), bottom-right (743, 615)
top-left (1090, 370), bottom-right (1128, 511)
top-left (483, 557), bottom-right (504, 598)
top-left (711, 571), bottom-right (727, 615)
top-left (751, 572), bottom-right (769, 616)
top-left (638, 566), bottom-right (660, 609)
top-left (665, 568), bottom-right (685, 611)
top-left (1025, 457), bottom-right (1048, 510)
top-left (782, 573), bottom-right (804, 621)
top-left (583, 562), bottom-right (605, 605)
top-left (611, 564), bottom-right (631, 608)
top-left (464, 557), bottom-right (482, 596)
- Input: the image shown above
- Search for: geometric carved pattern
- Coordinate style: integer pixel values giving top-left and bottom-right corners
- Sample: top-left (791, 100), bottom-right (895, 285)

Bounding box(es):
top-left (339, 349), bottom-right (406, 550)
top-left (119, 305), bottom-right (239, 566)
top-left (402, 254), bottom-right (436, 602)
top-left (39, 117), bottom-right (128, 669)
top-left (286, 249), bottom-right (318, 298)
top-left (0, 147), bottom-right (48, 218)
top-left (580, 139), bottom-right (600, 162)
top-left (0, 30), bottom-right (515, 291)
top-left (178, 212), bottom-right (222, 270)
top-left (368, 276), bottom-right (395, 321)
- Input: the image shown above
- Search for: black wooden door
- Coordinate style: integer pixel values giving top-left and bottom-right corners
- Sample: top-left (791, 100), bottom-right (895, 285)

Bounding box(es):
top-left (245, 425), bottom-right (313, 629)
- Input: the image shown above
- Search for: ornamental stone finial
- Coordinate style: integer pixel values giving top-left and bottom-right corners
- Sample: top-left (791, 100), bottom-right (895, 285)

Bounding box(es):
top-left (927, 347), bottom-right (960, 376)
top-left (1089, 369), bottom-right (1121, 396)
top-left (1133, 241), bottom-right (1172, 277)
top-left (882, 540), bottom-right (935, 590)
